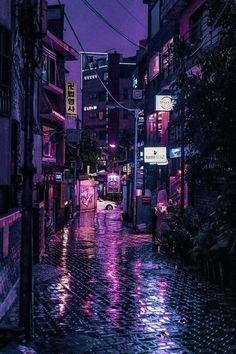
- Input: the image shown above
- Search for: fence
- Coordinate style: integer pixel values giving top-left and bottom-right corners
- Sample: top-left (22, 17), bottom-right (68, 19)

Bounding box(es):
top-left (0, 211), bottom-right (21, 322)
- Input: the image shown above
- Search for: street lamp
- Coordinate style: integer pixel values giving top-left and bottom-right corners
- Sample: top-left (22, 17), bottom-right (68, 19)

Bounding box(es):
top-left (107, 104), bottom-right (139, 228)
top-left (109, 143), bottom-right (128, 161)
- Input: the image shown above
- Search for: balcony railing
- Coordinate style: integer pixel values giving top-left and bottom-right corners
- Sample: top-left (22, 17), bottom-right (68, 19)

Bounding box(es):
top-left (0, 85), bottom-right (10, 116)
top-left (181, 13), bottom-right (221, 55)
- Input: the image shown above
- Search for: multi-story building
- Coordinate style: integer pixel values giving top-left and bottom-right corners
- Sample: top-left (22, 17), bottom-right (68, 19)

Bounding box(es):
top-left (81, 52), bottom-right (136, 174)
top-left (143, 0), bottom-right (221, 208)
top-left (0, 0), bottom-right (44, 322)
top-left (41, 4), bottom-right (78, 230)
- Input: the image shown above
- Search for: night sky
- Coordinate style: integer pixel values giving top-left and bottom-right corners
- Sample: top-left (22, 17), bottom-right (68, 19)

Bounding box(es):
top-left (48, 0), bottom-right (147, 116)
top-left (48, 0), bottom-right (147, 56)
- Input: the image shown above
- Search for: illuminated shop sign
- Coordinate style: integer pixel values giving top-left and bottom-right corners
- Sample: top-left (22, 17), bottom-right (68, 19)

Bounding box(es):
top-left (66, 82), bottom-right (77, 117)
top-left (144, 147), bottom-right (167, 164)
top-left (55, 172), bottom-right (63, 182)
top-left (84, 105), bottom-right (97, 111)
top-left (169, 147), bottom-right (181, 158)
top-left (155, 95), bottom-right (174, 111)
top-left (107, 173), bottom-right (120, 193)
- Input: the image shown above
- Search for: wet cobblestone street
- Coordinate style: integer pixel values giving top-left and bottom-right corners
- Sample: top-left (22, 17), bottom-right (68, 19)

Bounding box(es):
top-left (34, 211), bottom-right (236, 353)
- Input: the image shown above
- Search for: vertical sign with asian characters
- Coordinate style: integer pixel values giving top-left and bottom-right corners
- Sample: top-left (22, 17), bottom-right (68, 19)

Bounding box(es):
top-left (66, 82), bottom-right (77, 117)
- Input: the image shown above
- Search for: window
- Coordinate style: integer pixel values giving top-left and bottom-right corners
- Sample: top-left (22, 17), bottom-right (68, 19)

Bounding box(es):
top-left (189, 5), bottom-right (207, 47)
top-left (103, 72), bottom-right (108, 81)
top-left (149, 53), bottom-right (160, 81)
top-left (0, 25), bottom-right (11, 116)
top-left (146, 113), bottom-right (158, 145)
top-left (42, 50), bottom-right (57, 86)
top-left (84, 105), bottom-right (97, 111)
top-left (143, 73), bottom-right (148, 86)
top-left (89, 93), bottom-right (97, 99)
top-left (161, 37), bottom-right (174, 79)
top-left (42, 127), bottom-right (56, 160)
top-left (84, 74), bottom-right (98, 81)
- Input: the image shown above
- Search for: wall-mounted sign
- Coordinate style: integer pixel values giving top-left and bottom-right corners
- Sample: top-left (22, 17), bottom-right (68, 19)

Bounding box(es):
top-left (55, 172), bottom-right (63, 182)
top-left (66, 82), bottom-right (77, 117)
top-left (133, 89), bottom-right (143, 100)
top-left (144, 147), bottom-right (167, 164)
top-left (155, 95), bottom-right (174, 111)
top-left (169, 147), bottom-right (181, 158)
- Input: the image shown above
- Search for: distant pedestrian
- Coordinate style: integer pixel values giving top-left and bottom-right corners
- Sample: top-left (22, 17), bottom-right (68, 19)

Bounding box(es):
top-left (154, 186), bottom-right (168, 244)
top-left (156, 185), bottom-right (168, 210)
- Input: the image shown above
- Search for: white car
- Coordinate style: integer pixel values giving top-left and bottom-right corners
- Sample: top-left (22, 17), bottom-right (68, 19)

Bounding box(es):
top-left (97, 198), bottom-right (118, 210)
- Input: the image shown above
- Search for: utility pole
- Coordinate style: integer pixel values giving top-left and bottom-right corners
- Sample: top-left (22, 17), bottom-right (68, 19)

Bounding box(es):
top-left (133, 109), bottom-right (139, 229)
top-left (180, 116), bottom-right (185, 212)
top-left (106, 104), bottom-right (139, 228)
top-left (19, 0), bottom-right (40, 339)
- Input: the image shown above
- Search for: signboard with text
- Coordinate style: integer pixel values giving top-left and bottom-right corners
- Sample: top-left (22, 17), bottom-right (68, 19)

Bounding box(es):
top-left (144, 147), bottom-right (167, 164)
top-left (155, 95), bottom-right (174, 111)
top-left (66, 82), bottom-right (77, 117)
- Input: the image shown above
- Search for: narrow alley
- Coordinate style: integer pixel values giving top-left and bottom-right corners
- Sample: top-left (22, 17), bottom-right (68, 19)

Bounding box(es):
top-left (32, 211), bottom-right (236, 353)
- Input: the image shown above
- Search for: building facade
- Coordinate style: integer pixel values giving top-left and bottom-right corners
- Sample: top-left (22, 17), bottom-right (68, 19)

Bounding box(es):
top-left (0, 0), bottom-right (44, 322)
top-left (41, 4), bottom-right (78, 230)
top-left (81, 52), bottom-right (136, 174)
top-left (143, 0), bottom-right (222, 209)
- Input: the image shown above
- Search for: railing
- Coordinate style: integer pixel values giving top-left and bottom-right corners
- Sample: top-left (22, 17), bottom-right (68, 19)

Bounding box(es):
top-left (0, 85), bottom-right (11, 116)
top-left (0, 211), bottom-right (22, 321)
top-left (181, 13), bottom-right (221, 56)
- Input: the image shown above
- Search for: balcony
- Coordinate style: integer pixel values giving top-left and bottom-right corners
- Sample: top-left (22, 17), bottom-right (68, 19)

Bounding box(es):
top-left (181, 13), bottom-right (221, 56)
top-left (43, 82), bottom-right (63, 95)
top-left (0, 85), bottom-right (10, 116)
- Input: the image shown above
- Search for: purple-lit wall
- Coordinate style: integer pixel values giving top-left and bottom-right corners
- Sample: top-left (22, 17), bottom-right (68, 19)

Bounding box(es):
top-left (0, 2), bottom-right (11, 187)
top-left (179, 0), bottom-right (207, 38)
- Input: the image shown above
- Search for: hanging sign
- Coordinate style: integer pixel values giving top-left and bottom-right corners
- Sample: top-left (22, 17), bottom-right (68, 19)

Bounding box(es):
top-left (66, 82), bottom-right (77, 117)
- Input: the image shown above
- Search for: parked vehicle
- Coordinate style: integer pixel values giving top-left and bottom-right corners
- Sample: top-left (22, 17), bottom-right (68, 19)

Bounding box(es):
top-left (97, 198), bottom-right (118, 210)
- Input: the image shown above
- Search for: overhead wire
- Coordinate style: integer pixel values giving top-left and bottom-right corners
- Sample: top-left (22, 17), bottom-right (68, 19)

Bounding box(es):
top-left (57, 0), bottom-right (141, 114)
top-left (114, 0), bottom-right (146, 29)
top-left (79, 0), bottom-right (146, 50)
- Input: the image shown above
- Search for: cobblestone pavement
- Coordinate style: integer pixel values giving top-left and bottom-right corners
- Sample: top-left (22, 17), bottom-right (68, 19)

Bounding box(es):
top-left (34, 211), bottom-right (236, 354)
